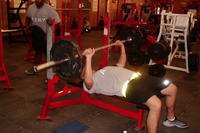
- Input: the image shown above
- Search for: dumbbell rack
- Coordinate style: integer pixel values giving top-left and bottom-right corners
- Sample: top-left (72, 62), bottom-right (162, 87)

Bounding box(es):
top-left (37, 17), bottom-right (144, 131)
top-left (0, 28), bottom-right (13, 89)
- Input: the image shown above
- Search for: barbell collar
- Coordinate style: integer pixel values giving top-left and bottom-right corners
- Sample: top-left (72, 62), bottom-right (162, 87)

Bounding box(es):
top-left (34, 58), bottom-right (70, 72)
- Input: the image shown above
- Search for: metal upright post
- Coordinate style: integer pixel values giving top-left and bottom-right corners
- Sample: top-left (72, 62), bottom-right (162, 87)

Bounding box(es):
top-left (0, 28), bottom-right (13, 89)
top-left (101, 17), bottom-right (110, 68)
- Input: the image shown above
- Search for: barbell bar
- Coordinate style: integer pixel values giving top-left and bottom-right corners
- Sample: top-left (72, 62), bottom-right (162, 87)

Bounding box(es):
top-left (1, 28), bottom-right (25, 33)
top-left (32, 58), bottom-right (70, 73)
top-left (28, 37), bottom-right (133, 73)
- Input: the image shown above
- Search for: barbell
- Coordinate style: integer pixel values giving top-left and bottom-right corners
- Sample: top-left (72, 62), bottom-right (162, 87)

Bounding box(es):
top-left (25, 26), bottom-right (170, 79)
top-left (26, 37), bottom-right (133, 79)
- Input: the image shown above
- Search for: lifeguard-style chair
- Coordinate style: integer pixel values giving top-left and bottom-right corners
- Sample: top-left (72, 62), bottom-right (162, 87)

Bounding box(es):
top-left (156, 10), bottom-right (191, 73)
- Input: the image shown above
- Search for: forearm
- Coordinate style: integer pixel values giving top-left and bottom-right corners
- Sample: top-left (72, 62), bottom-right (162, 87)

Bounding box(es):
top-left (83, 57), bottom-right (94, 89)
top-left (116, 45), bottom-right (127, 67)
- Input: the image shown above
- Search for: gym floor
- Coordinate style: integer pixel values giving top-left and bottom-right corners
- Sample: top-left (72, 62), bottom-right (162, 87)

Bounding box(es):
top-left (0, 30), bottom-right (199, 133)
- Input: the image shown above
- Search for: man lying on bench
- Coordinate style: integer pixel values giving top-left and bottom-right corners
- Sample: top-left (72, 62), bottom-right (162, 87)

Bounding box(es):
top-left (81, 40), bottom-right (188, 133)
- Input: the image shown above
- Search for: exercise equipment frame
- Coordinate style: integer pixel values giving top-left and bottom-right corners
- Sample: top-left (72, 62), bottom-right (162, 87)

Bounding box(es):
top-left (0, 28), bottom-right (13, 89)
top-left (37, 17), bottom-right (144, 131)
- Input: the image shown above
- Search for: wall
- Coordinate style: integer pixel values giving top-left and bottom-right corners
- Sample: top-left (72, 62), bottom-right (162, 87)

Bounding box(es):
top-left (1, 0), bottom-right (199, 29)
top-left (88, 0), bottom-right (98, 27)
top-left (173, 0), bottom-right (200, 14)
top-left (0, 0), bottom-right (8, 28)
top-left (107, 0), bottom-right (144, 22)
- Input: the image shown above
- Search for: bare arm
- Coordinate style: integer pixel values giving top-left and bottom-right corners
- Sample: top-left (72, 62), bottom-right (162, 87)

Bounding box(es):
top-left (25, 17), bottom-right (32, 27)
top-left (81, 48), bottom-right (95, 89)
top-left (115, 40), bottom-right (127, 67)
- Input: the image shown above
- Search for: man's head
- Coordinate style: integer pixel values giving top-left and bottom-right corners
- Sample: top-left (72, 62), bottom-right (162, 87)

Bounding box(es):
top-left (35, 0), bottom-right (45, 8)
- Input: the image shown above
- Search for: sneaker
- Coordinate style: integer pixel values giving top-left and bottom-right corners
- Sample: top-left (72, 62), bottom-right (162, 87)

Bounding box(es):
top-left (163, 118), bottom-right (189, 129)
top-left (25, 68), bottom-right (36, 75)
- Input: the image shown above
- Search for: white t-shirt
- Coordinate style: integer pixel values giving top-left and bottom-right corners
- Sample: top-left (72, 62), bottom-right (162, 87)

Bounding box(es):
top-left (83, 66), bottom-right (136, 97)
top-left (27, 3), bottom-right (60, 33)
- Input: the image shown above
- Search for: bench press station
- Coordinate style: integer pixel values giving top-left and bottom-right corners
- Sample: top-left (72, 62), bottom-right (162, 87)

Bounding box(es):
top-left (36, 17), bottom-right (144, 131)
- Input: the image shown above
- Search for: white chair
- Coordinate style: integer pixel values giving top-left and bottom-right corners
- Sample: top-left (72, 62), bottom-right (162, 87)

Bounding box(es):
top-left (153, 10), bottom-right (191, 73)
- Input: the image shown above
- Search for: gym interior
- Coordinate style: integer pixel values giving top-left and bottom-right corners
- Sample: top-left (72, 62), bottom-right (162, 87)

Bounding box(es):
top-left (0, 0), bottom-right (200, 133)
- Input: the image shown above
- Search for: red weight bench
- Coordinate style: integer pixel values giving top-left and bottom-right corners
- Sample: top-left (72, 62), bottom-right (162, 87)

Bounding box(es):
top-left (37, 75), bottom-right (144, 131)
top-left (37, 16), bottom-right (144, 131)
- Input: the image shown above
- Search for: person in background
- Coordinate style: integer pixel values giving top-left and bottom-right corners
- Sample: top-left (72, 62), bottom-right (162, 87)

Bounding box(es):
top-left (25, 0), bottom-right (60, 80)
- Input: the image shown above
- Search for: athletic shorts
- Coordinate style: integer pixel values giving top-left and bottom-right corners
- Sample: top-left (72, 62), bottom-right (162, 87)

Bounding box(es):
top-left (125, 74), bottom-right (171, 104)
